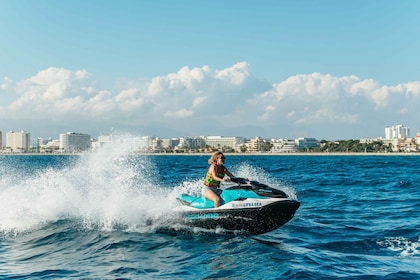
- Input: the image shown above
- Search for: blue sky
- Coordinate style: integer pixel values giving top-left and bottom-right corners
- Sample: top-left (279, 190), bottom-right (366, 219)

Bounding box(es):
top-left (1, 1), bottom-right (419, 140)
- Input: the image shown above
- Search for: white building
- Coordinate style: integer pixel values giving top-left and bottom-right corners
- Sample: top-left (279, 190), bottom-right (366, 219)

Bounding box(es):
top-left (360, 138), bottom-right (382, 144)
top-left (204, 136), bottom-right (246, 151)
top-left (161, 138), bottom-right (180, 148)
top-left (133, 136), bottom-right (152, 151)
top-left (32, 137), bottom-right (53, 153)
top-left (98, 135), bottom-right (112, 146)
top-left (40, 139), bottom-right (60, 153)
top-left (60, 132), bottom-right (91, 152)
top-left (179, 137), bottom-right (206, 149)
top-left (6, 131), bottom-right (30, 152)
top-left (245, 136), bottom-right (263, 152)
top-left (271, 139), bottom-right (298, 153)
top-left (295, 137), bottom-right (319, 149)
top-left (151, 137), bottom-right (163, 152)
top-left (385, 125), bottom-right (410, 139)
top-left (173, 136), bottom-right (246, 151)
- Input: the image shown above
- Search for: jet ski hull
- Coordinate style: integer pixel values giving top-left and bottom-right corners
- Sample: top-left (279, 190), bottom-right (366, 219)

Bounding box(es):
top-left (173, 177), bottom-right (300, 235)
top-left (175, 199), bottom-right (300, 235)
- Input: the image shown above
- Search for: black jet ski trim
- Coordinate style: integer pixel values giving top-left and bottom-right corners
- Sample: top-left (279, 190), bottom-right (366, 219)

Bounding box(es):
top-left (172, 177), bottom-right (300, 235)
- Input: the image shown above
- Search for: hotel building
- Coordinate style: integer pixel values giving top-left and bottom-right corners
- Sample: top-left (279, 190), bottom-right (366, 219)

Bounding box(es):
top-left (59, 132), bottom-right (91, 153)
top-left (385, 125), bottom-right (410, 139)
top-left (6, 131), bottom-right (31, 152)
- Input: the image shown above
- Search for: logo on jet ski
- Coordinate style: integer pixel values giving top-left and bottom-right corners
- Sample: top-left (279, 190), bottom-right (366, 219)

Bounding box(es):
top-left (232, 202), bottom-right (262, 208)
top-left (186, 213), bottom-right (220, 220)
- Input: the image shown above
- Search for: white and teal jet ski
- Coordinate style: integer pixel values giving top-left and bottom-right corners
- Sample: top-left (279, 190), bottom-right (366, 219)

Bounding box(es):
top-left (173, 177), bottom-right (300, 235)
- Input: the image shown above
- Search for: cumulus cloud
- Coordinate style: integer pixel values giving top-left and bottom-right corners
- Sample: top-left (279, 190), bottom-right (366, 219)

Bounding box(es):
top-left (1, 77), bottom-right (13, 90)
top-left (0, 63), bottom-right (419, 139)
top-left (164, 108), bottom-right (194, 118)
top-left (247, 72), bottom-right (420, 134)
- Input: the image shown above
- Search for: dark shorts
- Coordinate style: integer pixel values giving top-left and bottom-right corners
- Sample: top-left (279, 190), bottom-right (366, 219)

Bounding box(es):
top-left (202, 186), bottom-right (221, 196)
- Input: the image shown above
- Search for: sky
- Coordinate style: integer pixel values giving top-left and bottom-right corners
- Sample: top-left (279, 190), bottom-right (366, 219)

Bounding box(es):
top-left (1, 0), bottom-right (420, 141)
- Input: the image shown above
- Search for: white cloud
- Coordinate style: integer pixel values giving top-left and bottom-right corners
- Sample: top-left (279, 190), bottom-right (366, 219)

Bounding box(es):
top-left (1, 77), bottom-right (13, 90)
top-left (257, 105), bottom-right (275, 121)
top-left (215, 62), bottom-right (250, 85)
top-left (164, 108), bottom-right (194, 118)
top-left (29, 67), bottom-right (72, 86)
top-left (192, 96), bottom-right (207, 108)
top-left (245, 72), bottom-right (420, 137)
top-left (82, 86), bottom-right (95, 95)
top-left (85, 90), bottom-right (115, 116)
top-left (294, 107), bottom-right (359, 125)
top-left (1, 63), bottom-right (419, 139)
top-left (148, 65), bottom-right (211, 95)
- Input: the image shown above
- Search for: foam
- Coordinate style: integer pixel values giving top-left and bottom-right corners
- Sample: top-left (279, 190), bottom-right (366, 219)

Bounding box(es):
top-left (0, 134), bottom-right (297, 234)
top-left (377, 236), bottom-right (420, 257)
top-left (0, 134), bottom-right (175, 233)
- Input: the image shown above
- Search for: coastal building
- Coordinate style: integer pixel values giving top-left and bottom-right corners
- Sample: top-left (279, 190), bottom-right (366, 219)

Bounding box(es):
top-left (271, 139), bottom-right (298, 153)
top-left (116, 136), bottom-right (151, 151)
top-left (161, 138), bottom-right (180, 149)
top-left (245, 136), bottom-right (263, 152)
top-left (203, 136), bottom-right (246, 151)
top-left (2, 127), bottom-right (418, 153)
top-left (295, 137), bottom-right (319, 150)
top-left (161, 135), bottom-right (247, 152)
top-left (59, 132), bottom-right (91, 153)
top-left (360, 138), bottom-right (382, 144)
top-left (151, 137), bottom-right (163, 152)
top-left (6, 131), bottom-right (30, 153)
top-left (385, 125), bottom-right (410, 139)
top-left (179, 137), bottom-right (206, 149)
top-left (381, 138), bottom-right (399, 152)
top-left (40, 139), bottom-right (60, 153)
top-left (97, 135), bottom-right (113, 147)
top-left (90, 135), bottom-right (113, 150)
top-left (31, 138), bottom-right (40, 152)
top-left (383, 125), bottom-right (413, 151)
top-left (32, 137), bottom-right (53, 153)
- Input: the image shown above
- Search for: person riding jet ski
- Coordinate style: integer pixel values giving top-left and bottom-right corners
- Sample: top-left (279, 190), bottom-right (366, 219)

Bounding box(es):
top-left (202, 151), bottom-right (234, 208)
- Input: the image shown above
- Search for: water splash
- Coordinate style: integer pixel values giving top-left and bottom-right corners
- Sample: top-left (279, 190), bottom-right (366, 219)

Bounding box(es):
top-left (235, 162), bottom-right (298, 200)
top-left (377, 236), bottom-right (420, 257)
top-left (0, 138), bottom-right (298, 235)
top-left (0, 135), bottom-right (177, 234)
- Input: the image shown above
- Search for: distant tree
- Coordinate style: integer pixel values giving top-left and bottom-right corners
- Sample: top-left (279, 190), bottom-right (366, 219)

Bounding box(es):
top-left (222, 146), bottom-right (235, 153)
top-left (261, 141), bottom-right (273, 152)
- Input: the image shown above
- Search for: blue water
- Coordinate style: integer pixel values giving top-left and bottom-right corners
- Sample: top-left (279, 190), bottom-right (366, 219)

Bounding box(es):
top-left (1, 145), bottom-right (419, 279)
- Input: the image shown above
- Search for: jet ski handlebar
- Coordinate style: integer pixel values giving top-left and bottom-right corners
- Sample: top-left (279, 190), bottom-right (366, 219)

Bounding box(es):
top-left (230, 177), bottom-right (249, 184)
top-left (228, 177), bottom-right (289, 198)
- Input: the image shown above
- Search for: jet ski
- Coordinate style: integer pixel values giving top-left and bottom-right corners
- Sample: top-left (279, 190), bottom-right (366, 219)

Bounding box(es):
top-left (173, 177), bottom-right (300, 235)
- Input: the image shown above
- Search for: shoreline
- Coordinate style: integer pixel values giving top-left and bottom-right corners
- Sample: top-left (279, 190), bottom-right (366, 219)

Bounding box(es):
top-left (1, 152), bottom-right (420, 156)
top-left (149, 152), bottom-right (420, 156)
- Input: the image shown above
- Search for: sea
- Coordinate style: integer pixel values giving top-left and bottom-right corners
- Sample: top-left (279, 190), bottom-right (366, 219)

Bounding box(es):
top-left (0, 142), bottom-right (419, 279)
